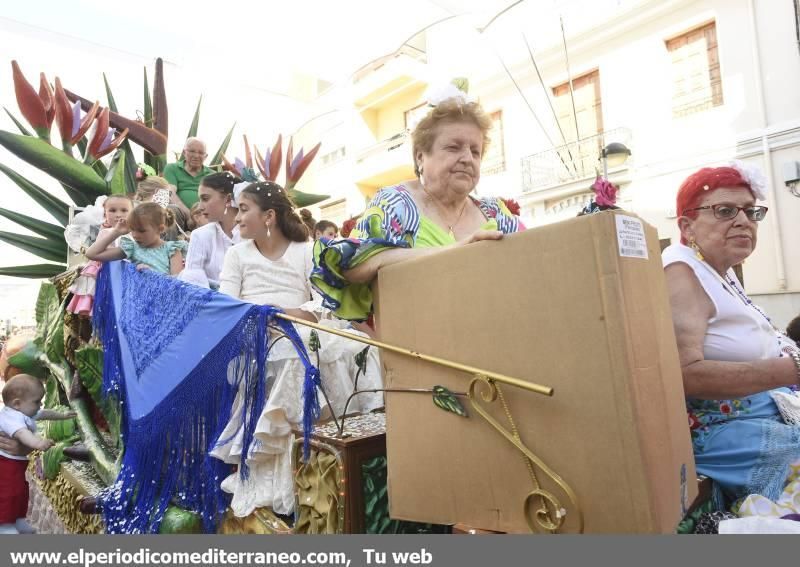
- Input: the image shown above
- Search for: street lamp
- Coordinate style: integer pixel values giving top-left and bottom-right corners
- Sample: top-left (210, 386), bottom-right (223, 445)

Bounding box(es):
top-left (600, 142), bottom-right (632, 178)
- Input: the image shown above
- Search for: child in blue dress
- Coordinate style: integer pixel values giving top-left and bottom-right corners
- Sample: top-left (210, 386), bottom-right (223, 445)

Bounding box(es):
top-left (86, 202), bottom-right (187, 274)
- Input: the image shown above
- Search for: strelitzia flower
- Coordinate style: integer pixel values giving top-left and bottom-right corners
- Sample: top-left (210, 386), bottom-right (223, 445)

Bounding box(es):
top-left (53, 77), bottom-right (99, 149)
top-left (284, 136), bottom-right (321, 190)
top-left (70, 100), bottom-right (100, 145)
top-left (255, 134), bottom-right (282, 181)
top-left (65, 89), bottom-right (166, 156)
top-left (84, 107), bottom-right (128, 161)
top-left (38, 73), bottom-right (55, 129)
top-left (11, 61), bottom-right (50, 138)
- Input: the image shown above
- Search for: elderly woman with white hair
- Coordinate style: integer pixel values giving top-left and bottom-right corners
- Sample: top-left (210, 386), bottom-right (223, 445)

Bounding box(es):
top-left (163, 137), bottom-right (216, 208)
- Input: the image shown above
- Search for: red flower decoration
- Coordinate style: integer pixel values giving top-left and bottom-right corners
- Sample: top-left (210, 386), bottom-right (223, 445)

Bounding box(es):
top-left (341, 217), bottom-right (358, 238)
top-left (501, 197), bottom-right (521, 216)
top-left (719, 402), bottom-right (732, 415)
top-left (688, 412), bottom-right (701, 430)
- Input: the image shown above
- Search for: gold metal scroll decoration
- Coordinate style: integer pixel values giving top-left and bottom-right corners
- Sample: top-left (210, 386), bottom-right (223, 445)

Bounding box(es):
top-left (275, 313), bottom-right (583, 533)
top-left (469, 375), bottom-right (584, 533)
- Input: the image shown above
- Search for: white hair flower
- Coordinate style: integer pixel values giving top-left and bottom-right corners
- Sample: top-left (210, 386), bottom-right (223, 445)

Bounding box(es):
top-left (232, 181), bottom-right (250, 208)
top-left (730, 159), bottom-right (767, 201)
top-left (424, 79), bottom-right (474, 107)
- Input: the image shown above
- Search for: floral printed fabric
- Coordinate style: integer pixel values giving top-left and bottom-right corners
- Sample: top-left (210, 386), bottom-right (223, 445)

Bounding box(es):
top-left (310, 184), bottom-right (522, 321)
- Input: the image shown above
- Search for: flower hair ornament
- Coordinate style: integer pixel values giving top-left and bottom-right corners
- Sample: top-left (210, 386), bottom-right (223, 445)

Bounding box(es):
top-left (424, 77), bottom-right (474, 107)
top-left (729, 159), bottom-right (767, 201)
top-left (135, 162), bottom-right (156, 181)
top-left (233, 158), bottom-right (260, 183)
top-left (232, 181), bottom-right (250, 208)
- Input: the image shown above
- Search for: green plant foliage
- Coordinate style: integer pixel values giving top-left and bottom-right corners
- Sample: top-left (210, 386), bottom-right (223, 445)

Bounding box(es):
top-left (0, 163), bottom-right (70, 225)
top-left (3, 107), bottom-right (32, 136)
top-left (209, 122), bottom-right (236, 169)
top-left (0, 231), bottom-right (66, 263)
top-left (0, 131), bottom-right (107, 195)
top-left (0, 207), bottom-right (64, 240)
top-left (0, 264), bottom-right (65, 278)
top-left (187, 95), bottom-right (202, 139)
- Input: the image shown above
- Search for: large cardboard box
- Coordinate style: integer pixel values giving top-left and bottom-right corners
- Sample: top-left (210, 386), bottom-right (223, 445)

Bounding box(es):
top-left (375, 211), bottom-right (697, 533)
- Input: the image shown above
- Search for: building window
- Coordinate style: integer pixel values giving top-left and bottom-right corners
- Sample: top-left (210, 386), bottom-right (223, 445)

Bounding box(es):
top-left (320, 146), bottom-right (346, 166)
top-left (552, 70), bottom-right (603, 176)
top-left (481, 110), bottom-right (506, 175)
top-left (666, 21), bottom-right (723, 117)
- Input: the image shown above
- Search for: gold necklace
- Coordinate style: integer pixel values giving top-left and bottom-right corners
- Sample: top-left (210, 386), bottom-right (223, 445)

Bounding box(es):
top-left (422, 185), bottom-right (469, 238)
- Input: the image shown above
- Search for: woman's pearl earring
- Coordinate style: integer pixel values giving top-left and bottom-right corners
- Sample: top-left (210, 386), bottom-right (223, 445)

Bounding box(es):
top-left (266, 224), bottom-right (271, 239)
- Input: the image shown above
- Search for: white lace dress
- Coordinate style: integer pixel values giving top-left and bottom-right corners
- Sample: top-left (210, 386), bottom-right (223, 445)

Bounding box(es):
top-left (211, 240), bottom-right (383, 517)
top-left (178, 223), bottom-right (241, 289)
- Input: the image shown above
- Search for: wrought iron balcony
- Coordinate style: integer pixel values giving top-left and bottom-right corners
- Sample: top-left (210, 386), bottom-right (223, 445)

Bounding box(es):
top-left (521, 127), bottom-right (632, 192)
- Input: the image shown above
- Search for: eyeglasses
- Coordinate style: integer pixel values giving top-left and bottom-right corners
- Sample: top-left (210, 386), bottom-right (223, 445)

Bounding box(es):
top-left (683, 204), bottom-right (768, 222)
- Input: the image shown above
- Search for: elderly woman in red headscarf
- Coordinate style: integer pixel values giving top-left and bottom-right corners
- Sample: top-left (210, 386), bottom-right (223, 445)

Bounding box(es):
top-left (662, 162), bottom-right (800, 512)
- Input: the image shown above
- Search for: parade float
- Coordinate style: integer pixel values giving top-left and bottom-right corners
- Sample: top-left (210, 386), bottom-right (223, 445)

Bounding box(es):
top-left (0, 58), bottom-right (709, 535)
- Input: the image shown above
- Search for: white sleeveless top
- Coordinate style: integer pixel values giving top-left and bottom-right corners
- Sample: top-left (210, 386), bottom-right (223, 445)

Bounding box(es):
top-left (662, 243), bottom-right (795, 362)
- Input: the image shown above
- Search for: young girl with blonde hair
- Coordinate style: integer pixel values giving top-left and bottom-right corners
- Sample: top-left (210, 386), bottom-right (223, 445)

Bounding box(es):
top-left (86, 203), bottom-right (187, 275)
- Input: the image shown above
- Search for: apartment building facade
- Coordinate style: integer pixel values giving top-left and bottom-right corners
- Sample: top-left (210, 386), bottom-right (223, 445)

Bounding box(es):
top-left (295, 0), bottom-right (800, 327)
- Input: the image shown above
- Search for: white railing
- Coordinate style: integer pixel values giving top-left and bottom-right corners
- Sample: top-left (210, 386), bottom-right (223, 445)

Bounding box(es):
top-left (521, 127), bottom-right (632, 192)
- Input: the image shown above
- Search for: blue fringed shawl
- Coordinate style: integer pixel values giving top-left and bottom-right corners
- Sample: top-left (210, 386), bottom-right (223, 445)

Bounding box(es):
top-left (93, 261), bottom-right (320, 533)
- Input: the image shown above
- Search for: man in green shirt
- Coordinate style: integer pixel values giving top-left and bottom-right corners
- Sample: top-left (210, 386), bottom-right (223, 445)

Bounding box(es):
top-left (163, 137), bottom-right (215, 207)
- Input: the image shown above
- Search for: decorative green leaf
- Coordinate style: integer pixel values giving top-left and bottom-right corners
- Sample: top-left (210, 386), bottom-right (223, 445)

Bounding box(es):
top-left (106, 149), bottom-right (127, 195)
top-left (76, 345), bottom-right (121, 442)
top-left (187, 95), bottom-right (202, 139)
top-left (0, 231), bottom-right (66, 263)
top-left (45, 314), bottom-right (65, 363)
top-left (209, 122), bottom-right (236, 169)
top-left (143, 68), bottom-right (158, 170)
top-left (75, 346), bottom-right (103, 387)
top-left (102, 73), bottom-right (119, 112)
top-left (308, 329), bottom-right (321, 353)
top-left (59, 182), bottom-right (94, 207)
top-left (289, 187), bottom-right (331, 207)
top-left (432, 385), bottom-right (467, 418)
top-left (0, 263), bottom-right (65, 279)
top-left (0, 207), bottom-right (64, 240)
top-left (4, 107), bottom-right (32, 136)
top-left (0, 163), bottom-right (70, 225)
top-left (102, 74), bottom-right (137, 193)
top-left (35, 282), bottom-right (60, 327)
top-left (41, 407), bottom-right (77, 442)
top-left (354, 346), bottom-right (370, 374)
top-left (0, 130), bottom-right (107, 195)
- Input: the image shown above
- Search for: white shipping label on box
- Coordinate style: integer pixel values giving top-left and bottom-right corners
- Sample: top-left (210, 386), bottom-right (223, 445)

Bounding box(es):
top-left (616, 215), bottom-right (649, 259)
